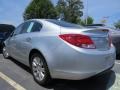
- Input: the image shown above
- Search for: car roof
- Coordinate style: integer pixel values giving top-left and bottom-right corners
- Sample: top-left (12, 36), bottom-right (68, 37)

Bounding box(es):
top-left (25, 19), bottom-right (83, 28)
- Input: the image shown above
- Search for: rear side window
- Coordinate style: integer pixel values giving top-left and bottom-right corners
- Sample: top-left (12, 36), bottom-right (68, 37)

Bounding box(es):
top-left (20, 22), bottom-right (30, 34)
top-left (30, 22), bottom-right (42, 32)
top-left (14, 24), bottom-right (23, 35)
top-left (27, 22), bottom-right (34, 33)
top-left (15, 21), bottom-right (42, 35)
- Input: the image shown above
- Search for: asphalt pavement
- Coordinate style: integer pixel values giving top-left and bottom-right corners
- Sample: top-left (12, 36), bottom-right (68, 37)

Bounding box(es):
top-left (0, 54), bottom-right (120, 90)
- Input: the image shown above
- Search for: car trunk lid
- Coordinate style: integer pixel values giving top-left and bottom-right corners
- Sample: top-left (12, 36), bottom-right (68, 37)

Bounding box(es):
top-left (84, 29), bottom-right (110, 50)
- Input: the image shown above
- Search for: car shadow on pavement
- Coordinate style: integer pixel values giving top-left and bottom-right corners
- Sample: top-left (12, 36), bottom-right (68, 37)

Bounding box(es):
top-left (9, 57), bottom-right (31, 73)
top-left (46, 71), bottom-right (116, 90)
top-left (9, 58), bottom-right (116, 90)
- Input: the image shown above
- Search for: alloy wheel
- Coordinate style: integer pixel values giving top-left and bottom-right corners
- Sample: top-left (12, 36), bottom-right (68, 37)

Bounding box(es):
top-left (32, 56), bottom-right (45, 81)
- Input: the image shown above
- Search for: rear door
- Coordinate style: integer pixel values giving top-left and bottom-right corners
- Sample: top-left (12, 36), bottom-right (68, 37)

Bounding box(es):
top-left (8, 23), bottom-right (24, 58)
top-left (14, 21), bottom-right (42, 64)
top-left (9, 22), bottom-right (30, 64)
top-left (14, 22), bottom-right (31, 63)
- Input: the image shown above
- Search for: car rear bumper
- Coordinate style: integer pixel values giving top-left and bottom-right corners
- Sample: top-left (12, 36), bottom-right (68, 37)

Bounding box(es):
top-left (52, 64), bottom-right (114, 80)
top-left (49, 43), bottom-right (116, 80)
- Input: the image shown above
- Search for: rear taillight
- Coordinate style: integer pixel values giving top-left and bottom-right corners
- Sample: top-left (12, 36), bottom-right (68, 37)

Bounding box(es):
top-left (59, 34), bottom-right (96, 49)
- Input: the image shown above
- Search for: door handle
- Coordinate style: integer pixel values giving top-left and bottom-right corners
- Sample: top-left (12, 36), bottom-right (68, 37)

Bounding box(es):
top-left (26, 37), bottom-right (31, 42)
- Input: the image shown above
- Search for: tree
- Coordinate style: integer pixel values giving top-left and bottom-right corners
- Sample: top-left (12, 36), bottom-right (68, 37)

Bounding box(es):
top-left (56, 0), bottom-right (66, 14)
top-left (114, 20), bottom-right (120, 29)
top-left (86, 16), bottom-right (94, 25)
top-left (56, 0), bottom-right (84, 24)
top-left (80, 16), bottom-right (94, 25)
top-left (23, 0), bottom-right (57, 20)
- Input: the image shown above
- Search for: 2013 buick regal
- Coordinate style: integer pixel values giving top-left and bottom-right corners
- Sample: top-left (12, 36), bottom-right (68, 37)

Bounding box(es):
top-left (2, 19), bottom-right (115, 85)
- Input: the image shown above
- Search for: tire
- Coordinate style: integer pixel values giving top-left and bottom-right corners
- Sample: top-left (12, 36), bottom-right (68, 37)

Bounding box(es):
top-left (2, 46), bottom-right (9, 59)
top-left (30, 53), bottom-right (52, 85)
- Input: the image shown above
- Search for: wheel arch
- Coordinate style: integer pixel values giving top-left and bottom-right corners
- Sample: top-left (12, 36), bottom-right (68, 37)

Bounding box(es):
top-left (29, 49), bottom-right (45, 66)
top-left (29, 48), bottom-right (53, 77)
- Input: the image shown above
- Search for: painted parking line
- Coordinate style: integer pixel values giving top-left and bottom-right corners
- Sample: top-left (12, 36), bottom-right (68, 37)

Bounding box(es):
top-left (0, 72), bottom-right (26, 90)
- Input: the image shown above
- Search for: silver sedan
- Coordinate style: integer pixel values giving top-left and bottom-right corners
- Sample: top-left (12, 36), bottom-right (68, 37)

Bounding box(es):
top-left (3, 19), bottom-right (116, 85)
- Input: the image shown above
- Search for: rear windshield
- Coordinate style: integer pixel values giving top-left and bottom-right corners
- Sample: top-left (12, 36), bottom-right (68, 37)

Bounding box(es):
top-left (46, 19), bottom-right (83, 29)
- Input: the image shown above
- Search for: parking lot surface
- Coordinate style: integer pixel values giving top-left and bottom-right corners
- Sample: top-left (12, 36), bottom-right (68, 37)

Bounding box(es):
top-left (0, 54), bottom-right (120, 90)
